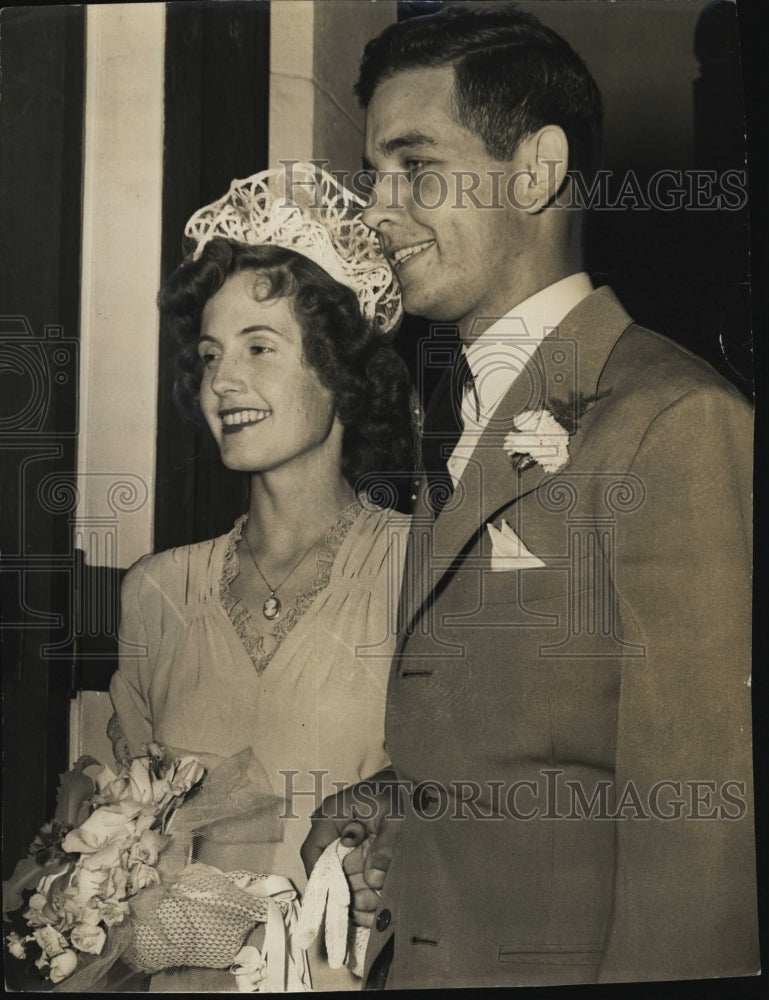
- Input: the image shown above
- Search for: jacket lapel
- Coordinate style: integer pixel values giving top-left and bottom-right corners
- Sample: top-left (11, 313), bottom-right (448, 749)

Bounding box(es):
top-left (405, 287), bottom-right (633, 630)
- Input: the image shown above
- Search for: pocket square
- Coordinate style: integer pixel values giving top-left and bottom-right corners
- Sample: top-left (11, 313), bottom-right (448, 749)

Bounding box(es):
top-left (487, 520), bottom-right (546, 571)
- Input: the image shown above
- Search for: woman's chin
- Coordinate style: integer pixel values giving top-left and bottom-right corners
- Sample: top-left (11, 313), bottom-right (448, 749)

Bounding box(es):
top-left (216, 446), bottom-right (266, 473)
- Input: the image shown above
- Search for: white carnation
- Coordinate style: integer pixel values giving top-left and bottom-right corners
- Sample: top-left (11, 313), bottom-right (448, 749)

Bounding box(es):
top-left (503, 410), bottom-right (570, 474)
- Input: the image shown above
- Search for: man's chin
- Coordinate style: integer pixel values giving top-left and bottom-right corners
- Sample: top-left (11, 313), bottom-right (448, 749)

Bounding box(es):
top-left (402, 294), bottom-right (459, 323)
top-left (400, 283), bottom-right (452, 321)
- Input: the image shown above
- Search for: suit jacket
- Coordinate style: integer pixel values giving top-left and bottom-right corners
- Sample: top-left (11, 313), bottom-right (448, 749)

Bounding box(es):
top-left (363, 287), bottom-right (758, 989)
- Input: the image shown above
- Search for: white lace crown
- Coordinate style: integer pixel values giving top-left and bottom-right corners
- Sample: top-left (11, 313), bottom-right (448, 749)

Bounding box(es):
top-left (184, 163), bottom-right (402, 336)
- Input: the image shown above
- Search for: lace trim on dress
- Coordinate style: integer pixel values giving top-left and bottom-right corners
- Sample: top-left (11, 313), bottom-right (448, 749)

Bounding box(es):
top-left (219, 500), bottom-right (363, 675)
top-left (107, 711), bottom-right (133, 767)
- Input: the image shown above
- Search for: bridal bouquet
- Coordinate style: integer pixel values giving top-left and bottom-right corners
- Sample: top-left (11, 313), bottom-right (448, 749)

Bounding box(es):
top-left (3, 744), bottom-right (205, 987)
top-left (5, 745), bottom-right (367, 992)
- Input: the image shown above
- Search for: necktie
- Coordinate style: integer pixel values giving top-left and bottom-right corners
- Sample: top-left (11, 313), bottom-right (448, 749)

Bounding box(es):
top-left (454, 350), bottom-right (480, 424)
top-left (422, 347), bottom-right (476, 515)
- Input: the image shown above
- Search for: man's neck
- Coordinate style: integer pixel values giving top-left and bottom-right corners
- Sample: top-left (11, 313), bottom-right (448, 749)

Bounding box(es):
top-left (459, 260), bottom-right (586, 345)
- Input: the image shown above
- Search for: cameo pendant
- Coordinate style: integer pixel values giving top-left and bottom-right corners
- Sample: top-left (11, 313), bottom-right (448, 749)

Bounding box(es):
top-left (262, 594), bottom-right (281, 621)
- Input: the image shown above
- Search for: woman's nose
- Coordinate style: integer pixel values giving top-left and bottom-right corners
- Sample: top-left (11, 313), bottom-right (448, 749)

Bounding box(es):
top-left (361, 171), bottom-right (407, 233)
top-left (210, 353), bottom-right (246, 395)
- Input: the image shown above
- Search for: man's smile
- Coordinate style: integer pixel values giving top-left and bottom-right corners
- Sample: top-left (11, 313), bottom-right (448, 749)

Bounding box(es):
top-left (387, 239), bottom-right (436, 270)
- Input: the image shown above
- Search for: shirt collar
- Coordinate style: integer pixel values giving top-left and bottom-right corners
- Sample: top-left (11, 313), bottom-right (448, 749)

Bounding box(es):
top-left (464, 272), bottom-right (594, 370)
top-left (461, 273), bottom-right (594, 417)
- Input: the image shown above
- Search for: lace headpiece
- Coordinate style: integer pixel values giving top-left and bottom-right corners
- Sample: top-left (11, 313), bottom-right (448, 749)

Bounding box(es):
top-left (184, 163), bottom-right (402, 336)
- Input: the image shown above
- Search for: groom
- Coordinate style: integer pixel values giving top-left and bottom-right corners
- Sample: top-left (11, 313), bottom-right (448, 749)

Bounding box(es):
top-left (302, 5), bottom-right (758, 989)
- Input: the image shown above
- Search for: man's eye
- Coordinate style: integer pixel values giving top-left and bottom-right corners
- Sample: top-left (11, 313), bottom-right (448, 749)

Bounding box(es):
top-left (405, 159), bottom-right (430, 177)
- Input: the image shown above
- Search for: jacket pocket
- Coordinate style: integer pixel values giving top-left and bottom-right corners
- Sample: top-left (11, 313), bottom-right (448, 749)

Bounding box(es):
top-left (497, 943), bottom-right (602, 966)
top-left (482, 555), bottom-right (593, 606)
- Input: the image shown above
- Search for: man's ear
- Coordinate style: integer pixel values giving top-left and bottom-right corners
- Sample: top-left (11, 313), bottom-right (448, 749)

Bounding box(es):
top-left (510, 126), bottom-right (569, 213)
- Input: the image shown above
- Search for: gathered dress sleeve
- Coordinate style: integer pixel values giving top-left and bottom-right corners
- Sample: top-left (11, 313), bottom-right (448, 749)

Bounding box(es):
top-left (109, 554), bottom-right (158, 762)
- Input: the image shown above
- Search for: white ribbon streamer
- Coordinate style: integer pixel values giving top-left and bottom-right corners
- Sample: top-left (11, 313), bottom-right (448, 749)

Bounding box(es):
top-left (227, 872), bottom-right (310, 991)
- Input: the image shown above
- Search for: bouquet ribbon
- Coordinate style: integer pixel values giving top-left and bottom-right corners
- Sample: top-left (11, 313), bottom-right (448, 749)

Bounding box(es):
top-left (294, 838), bottom-right (370, 978)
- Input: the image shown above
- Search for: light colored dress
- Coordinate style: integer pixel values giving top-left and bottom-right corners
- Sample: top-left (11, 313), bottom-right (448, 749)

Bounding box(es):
top-left (109, 499), bottom-right (409, 991)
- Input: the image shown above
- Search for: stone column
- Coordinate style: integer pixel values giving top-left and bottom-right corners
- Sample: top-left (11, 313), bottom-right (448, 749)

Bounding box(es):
top-left (269, 0), bottom-right (397, 175)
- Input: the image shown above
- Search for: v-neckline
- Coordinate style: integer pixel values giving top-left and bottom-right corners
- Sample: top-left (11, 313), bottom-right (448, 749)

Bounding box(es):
top-left (219, 500), bottom-right (362, 675)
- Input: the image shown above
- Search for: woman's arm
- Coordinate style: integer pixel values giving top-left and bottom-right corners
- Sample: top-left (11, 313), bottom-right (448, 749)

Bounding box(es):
top-left (108, 556), bottom-right (155, 763)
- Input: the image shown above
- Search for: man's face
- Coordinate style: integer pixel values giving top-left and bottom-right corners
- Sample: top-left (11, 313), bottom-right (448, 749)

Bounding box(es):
top-left (363, 65), bottom-right (532, 337)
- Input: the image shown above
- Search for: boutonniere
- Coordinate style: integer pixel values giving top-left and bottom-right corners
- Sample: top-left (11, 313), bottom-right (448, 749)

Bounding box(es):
top-left (503, 390), bottom-right (611, 474)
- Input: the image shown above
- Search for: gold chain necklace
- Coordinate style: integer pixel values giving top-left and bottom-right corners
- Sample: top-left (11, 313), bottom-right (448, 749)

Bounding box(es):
top-left (242, 526), bottom-right (328, 622)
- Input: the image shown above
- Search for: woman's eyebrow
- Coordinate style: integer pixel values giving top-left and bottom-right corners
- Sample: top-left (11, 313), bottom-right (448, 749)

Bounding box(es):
top-left (240, 325), bottom-right (284, 338)
top-left (197, 325), bottom-right (285, 345)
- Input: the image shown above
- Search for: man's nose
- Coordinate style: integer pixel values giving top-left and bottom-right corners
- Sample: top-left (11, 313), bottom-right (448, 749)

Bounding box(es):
top-left (361, 171), bottom-right (407, 232)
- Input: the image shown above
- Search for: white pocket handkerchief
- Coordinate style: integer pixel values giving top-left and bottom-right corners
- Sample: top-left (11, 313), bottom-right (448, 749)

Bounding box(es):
top-left (487, 520), bottom-right (546, 571)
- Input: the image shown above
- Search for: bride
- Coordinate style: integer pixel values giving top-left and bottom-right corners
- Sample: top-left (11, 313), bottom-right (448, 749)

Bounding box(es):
top-left (107, 165), bottom-right (415, 991)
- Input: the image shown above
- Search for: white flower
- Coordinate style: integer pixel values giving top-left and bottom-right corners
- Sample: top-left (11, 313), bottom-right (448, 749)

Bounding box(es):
top-left (503, 409), bottom-right (570, 474)
top-left (61, 805), bottom-right (137, 856)
top-left (23, 869), bottom-right (72, 929)
top-left (71, 922), bottom-right (107, 955)
top-left (128, 862), bottom-right (160, 893)
top-left (67, 862), bottom-right (109, 906)
top-left (127, 828), bottom-right (169, 868)
top-left (79, 842), bottom-right (123, 873)
top-left (32, 923), bottom-right (68, 958)
top-left (96, 897), bottom-right (130, 927)
top-left (6, 931), bottom-right (30, 960)
top-left (128, 758), bottom-right (157, 806)
top-left (48, 948), bottom-right (78, 983)
top-left (169, 757), bottom-right (205, 796)
top-left (94, 765), bottom-right (131, 805)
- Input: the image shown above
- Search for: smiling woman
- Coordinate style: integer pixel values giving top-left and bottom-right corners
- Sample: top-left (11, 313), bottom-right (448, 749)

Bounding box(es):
top-left (198, 271), bottom-right (341, 478)
top-left (105, 165), bottom-right (417, 991)
top-left (164, 239), bottom-right (412, 490)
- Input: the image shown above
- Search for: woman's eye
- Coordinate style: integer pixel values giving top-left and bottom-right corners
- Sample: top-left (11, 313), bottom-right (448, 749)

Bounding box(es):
top-left (198, 350), bottom-right (218, 365)
top-left (249, 344), bottom-right (273, 356)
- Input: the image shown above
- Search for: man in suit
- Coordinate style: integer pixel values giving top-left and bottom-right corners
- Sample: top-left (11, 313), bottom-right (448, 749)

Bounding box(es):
top-left (301, 5), bottom-right (758, 988)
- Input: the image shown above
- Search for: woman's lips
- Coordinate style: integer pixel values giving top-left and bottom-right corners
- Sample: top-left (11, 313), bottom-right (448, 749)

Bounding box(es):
top-left (220, 408), bottom-right (271, 432)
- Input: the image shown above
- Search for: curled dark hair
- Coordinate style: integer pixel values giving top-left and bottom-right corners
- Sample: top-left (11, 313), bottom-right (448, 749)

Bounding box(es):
top-left (356, 3), bottom-right (603, 182)
top-left (158, 239), bottom-right (418, 492)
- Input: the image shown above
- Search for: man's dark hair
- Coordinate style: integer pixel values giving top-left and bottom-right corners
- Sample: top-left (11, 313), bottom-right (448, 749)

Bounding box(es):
top-left (355, 3), bottom-right (603, 180)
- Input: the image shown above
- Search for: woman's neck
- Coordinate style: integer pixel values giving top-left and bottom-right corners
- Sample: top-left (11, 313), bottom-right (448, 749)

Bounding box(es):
top-left (245, 469), bottom-right (356, 561)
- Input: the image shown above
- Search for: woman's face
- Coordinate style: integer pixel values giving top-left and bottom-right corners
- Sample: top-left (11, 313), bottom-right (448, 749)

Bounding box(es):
top-left (197, 270), bottom-right (342, 477)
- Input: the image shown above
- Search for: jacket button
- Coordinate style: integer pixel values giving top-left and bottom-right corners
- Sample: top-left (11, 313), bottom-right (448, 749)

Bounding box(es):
top-left (412, 784), bottom-right (439, 817)
top-left (375, 908), bottom-right (391, 932)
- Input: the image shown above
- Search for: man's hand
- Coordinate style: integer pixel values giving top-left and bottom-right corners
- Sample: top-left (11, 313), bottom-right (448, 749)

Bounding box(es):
top-left (299, 770), bottom-right (403, 926)
top-left (341, 814), bottom-right (402, 926)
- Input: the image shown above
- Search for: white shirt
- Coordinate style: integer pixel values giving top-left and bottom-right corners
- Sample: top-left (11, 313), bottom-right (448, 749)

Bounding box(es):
top-left (447, 272), bottom-right (594, 486)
